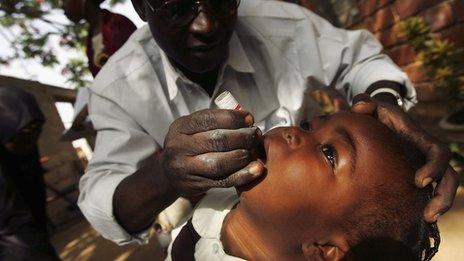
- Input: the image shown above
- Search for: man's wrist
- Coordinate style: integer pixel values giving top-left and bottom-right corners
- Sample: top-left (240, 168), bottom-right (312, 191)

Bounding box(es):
top-left (365, 81), bottom-right (406, 108)
top-left (371, 92), bottom-right (399, 105)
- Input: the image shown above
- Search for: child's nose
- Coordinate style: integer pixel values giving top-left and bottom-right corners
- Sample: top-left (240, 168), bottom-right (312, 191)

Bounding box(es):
top-left (281, 127), bottom-right (303, 148)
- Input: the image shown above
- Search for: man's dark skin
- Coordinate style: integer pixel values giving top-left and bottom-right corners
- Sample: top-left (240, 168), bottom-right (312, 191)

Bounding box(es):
top-left (113, 0), bottom-right (459, 234)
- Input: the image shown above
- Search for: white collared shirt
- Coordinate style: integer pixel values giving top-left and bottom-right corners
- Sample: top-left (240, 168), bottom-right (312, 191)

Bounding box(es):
top-left (166, 188), bottom-right (244, 261)
top-left (78, 0), bottom-right (417, 245)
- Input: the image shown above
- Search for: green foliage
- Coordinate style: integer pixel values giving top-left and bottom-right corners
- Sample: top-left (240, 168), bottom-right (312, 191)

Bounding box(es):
top-left (62, 58), bottom-right (92, 88)
top-left (0, 0), bottom-right (126, 88)
top-left (399, 17), bottom-right (464, 111)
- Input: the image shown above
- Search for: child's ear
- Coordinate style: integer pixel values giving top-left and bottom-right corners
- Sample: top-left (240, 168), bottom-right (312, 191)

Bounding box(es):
top-left (302, 237), bottom-right (349, 260)
top-left (131, 0), bottom-right (147, 21)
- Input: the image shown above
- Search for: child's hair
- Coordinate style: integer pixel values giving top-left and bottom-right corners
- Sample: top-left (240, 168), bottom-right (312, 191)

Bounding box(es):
top-left (341, 133), bottom-right (440, 261)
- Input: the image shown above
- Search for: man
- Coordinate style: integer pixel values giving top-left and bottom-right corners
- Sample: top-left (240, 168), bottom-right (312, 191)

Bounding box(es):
top-left (78, 0), bottom-right (459, 245)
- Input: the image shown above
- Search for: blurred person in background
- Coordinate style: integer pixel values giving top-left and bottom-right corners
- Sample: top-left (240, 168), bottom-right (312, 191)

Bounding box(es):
top-left (0, 165), bottom-right (59, 260)
top-left (0, 86), bottom-right (49, 238)
top-left (60, 0), bottom-right (137, 145)
top-left (62, 0), bottom-right (137, 77)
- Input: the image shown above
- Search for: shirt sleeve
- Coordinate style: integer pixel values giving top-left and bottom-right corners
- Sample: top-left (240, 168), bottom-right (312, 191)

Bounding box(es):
top-left (299, 10), bottom-right (417, 110)
top-left (334, 30), bottom-right (417, 110)
top-left (77, 87), bottom-right (160, 245)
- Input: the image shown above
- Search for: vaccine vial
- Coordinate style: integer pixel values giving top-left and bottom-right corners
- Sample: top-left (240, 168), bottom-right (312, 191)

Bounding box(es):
top-left (214, 91), bottom-right (241, 110)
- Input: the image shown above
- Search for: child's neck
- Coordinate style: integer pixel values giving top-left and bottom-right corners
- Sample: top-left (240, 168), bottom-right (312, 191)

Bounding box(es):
top-left (221, 208), bottom-right (273, 260)
top-left (221, 206), bottom-right (302, 260)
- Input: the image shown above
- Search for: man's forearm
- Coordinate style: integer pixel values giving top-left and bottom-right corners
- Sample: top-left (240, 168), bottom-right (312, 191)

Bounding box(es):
top-left (113, 157), bottom-right (178, 234)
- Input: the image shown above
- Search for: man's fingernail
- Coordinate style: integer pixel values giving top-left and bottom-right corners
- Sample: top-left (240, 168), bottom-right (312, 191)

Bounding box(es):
top-left (433, 213), bottom-right (441, 221)
top-left (249, 162), bottom-right (262, 175)
top-left (422, 178), bottom-right (433, 187)
top-left (245, 114), bottom-right (254, 126)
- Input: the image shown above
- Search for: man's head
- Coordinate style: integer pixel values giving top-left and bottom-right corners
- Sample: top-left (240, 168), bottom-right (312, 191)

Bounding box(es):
top-left (62, 0), bottom-right (104, 23)
top-left (131, 0), bottom-right (239, 73)
top-left (238, 111), bottom-right (438, 260)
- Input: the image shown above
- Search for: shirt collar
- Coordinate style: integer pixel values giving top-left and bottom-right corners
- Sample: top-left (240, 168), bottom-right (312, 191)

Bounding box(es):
top-left (160, 31), bottom-right (255, 100)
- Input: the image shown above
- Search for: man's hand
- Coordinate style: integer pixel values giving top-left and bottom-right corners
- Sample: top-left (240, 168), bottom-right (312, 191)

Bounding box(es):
top-left (351, 94), bottom-right (460, 223)
top-left (160, 109), bottom-right (265, 197)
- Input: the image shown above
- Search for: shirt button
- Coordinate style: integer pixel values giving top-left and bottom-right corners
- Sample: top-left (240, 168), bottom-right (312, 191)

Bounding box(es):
top-left (212, 243), bottom-right (219, 254)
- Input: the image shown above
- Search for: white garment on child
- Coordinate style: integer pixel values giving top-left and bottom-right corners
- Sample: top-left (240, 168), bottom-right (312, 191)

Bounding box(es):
top-left (166, 188), bottom-right (245, 261)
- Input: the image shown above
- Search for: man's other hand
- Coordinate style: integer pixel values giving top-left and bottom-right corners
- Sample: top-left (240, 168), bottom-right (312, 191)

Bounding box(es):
top-left (351, 94), bottom-right (459, 223)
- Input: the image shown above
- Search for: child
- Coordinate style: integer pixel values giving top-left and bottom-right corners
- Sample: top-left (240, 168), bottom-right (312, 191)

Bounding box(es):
top-left (167, 111), bottom-right (439, 261)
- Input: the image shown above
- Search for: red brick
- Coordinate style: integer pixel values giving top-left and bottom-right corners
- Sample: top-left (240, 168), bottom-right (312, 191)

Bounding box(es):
top-left (423, 2), bottom-right (454, 32)
top-left (363, 17), bottom-right (375, 32)
top-left (403, 62), bottom-right (429, 83)
top-left (440, 23), bottom-right (464, 47)
top-left (359, 0), bottom-right (380, 17)
top-left (394, 0), bottom-right (423, 19)
top-left (358, 0), bottom-right (396, 17)
top-left (386, 44), bottom-right (418, 66)
top-left (299, 0), bottom-right (318, 13)
top-left (378, 0), bottom-right (395, 9)
top-left (414, 82), bottom-right (439, 102)
top-left (452, 0), bottom-right (464, 23)
top-left (422, 0), bottom-right (447, 10)
top-left (349, 20), bottom-right (370, 30)
top-left (374, 25), bottom-right (404, 47)
top-left (372, 7), bottom-right (396, 31)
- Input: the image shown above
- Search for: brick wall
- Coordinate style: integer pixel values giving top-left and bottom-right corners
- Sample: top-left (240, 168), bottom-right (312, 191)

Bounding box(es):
top-left (353, 0), bottom-right (464, 101)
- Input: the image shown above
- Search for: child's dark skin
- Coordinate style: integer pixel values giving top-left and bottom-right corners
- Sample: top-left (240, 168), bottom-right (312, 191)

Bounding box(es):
top-left (221, 111), bottom-right (420, 260)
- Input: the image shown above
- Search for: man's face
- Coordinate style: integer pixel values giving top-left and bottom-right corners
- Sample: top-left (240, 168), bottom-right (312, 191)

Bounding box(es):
top-left (139, 0), bottom-right (237, 73)
top-left (239, 112), bottom-right (404, 236)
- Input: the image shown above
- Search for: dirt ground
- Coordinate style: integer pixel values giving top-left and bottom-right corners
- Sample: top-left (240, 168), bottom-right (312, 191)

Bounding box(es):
top-left (51, 187), bottom-right (463, 261)
top-left (51, 220), bottom-right (165, 261)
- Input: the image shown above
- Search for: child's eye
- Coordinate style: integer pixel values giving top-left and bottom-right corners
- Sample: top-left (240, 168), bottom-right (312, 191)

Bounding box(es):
top-left (321, 144), bottom-right (336, 168)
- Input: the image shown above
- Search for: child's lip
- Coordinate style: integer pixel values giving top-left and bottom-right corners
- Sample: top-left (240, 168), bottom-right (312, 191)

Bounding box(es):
top-left (256, 136), bottom-right (269, 166)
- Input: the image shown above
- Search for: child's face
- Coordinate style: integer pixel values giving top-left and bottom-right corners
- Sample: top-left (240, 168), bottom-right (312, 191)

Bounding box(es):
top-left (239, 111), bottom-right (403, 238)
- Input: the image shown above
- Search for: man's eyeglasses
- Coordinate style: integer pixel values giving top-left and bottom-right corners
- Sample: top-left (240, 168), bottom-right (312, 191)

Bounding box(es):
top-left (144, 0), bottom-right (241, 27)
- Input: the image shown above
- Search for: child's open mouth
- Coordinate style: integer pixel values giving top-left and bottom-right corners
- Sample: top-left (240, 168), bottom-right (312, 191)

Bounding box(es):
top-left (253, 135), bottom-right (267, 166)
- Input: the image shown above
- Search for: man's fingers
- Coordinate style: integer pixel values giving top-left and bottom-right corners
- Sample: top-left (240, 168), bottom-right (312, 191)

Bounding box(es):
top-left (185, 127), bottom-right (261, 154)
top-left (374, 105), bottom-right (451, 187)
top-left (351, 94), bottom-right (376, 115)
top-left (188, 149), bottom-right (252, 179)
top-left (423, 166), bottom-right (460, 222)
top-left (208, 161), bottom-right (265, 188)
top-left (376, 104), bottom-right (413, 131)
top-left (414, 142), bottom-right (452, 187)
top-left (174, 109), bottom-right (253, 135)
